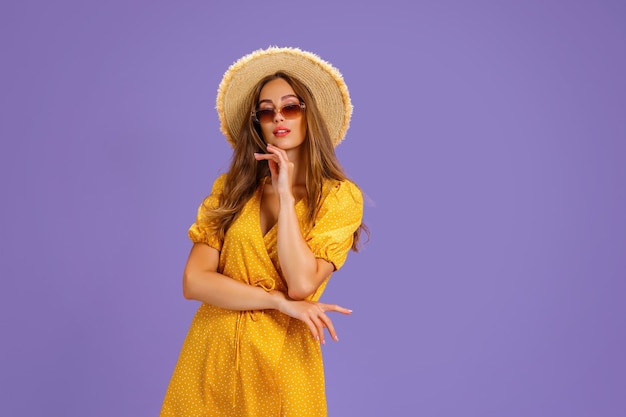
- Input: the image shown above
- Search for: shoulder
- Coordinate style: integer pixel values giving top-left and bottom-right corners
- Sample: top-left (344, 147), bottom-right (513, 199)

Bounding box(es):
top-left (325, 178), bottom-right (363, 204)
top-left (319, 178), bottom-right (363, 216)
top-left (209, 173), bottom-right (228, 194)
top-left (197, 173), bottom-right (228, 211)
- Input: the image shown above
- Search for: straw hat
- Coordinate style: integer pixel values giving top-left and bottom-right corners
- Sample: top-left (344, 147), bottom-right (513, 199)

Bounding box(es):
top-left (216, 46), bottom-right (352, 148)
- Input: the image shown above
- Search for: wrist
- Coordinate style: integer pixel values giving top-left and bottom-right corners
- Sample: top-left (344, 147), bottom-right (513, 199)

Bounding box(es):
top-left (270, 290), bottom-right (288, 312)
top-left (278, 192), bottom-right (295, 206)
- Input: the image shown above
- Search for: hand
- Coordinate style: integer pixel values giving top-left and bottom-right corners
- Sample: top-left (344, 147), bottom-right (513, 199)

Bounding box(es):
top-left (254, 144), bottom-right (294, 197)
top-left (273, 291), bottom-right (352, 344)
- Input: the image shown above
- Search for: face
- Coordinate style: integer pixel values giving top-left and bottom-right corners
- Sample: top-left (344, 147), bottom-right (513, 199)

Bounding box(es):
top-left (256, 78), bottom-right (307, 151)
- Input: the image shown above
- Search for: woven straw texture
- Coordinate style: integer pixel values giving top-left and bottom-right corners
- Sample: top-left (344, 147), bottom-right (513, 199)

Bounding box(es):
top-left (216, 46), bottom-right (352, 147)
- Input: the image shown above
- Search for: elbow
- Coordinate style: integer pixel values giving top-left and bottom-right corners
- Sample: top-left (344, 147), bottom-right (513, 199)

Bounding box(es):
top-left (182, 271), bottom-right (196, 300)
top-left (287, 284), bottom-right (316, 301)
top-left (286, 267), bottom-right (331, 300)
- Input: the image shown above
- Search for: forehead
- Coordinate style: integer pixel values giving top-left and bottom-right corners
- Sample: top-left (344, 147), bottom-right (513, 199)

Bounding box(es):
top-left (258, 78), bottom-right (297, 102)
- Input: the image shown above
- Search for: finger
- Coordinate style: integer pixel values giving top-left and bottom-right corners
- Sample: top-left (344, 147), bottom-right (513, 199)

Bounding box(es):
top-left (310, 314), bottom-right (327, 345)
top-left (266, 143), bottom-right (283, 154)
top-left (254, 152), bottom-right (279, 178)
top-left (302, 317), bottom-right (320, 342)
top-left (254, 151), bottom-right (285, 177)
top-left (268, 159), bottom-right (279, 177)
top-left (266, 144), bottom-right (289, 164)
top-left (318, 312), bottom-right (339, 342)
top-left (253, 152), bottom-right (278, 162)
top-left (320, 303), bottom-right (353, 315)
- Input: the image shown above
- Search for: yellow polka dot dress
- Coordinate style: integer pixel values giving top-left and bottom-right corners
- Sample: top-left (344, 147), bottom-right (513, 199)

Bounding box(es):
top-left (160, 174), bottom-right (363, 417)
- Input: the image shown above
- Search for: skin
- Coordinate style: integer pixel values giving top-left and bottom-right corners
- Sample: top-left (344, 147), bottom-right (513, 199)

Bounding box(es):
top-left (182, 78), bottom-right (351, 344)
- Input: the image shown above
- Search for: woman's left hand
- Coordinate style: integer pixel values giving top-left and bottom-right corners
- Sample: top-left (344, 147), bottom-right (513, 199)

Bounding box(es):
top-left (254, 144), bottom-right (294, 197)
top-left (272, 291), bottom-right (352, 344)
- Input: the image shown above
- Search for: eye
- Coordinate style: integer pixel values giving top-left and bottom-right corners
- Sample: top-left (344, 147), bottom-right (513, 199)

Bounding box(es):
top-left (255, 108), bottom-right (275, 123)
top-left (280, 103), bottom-right (303, 118)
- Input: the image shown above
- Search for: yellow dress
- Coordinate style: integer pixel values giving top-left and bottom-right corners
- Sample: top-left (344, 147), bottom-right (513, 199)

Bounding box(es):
top-left (161, 174), bottom-right (363, 417)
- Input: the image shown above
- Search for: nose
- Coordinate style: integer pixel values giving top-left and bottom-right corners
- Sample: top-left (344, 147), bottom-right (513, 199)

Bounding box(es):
top-left (273, 109), bottom-right (285, 123)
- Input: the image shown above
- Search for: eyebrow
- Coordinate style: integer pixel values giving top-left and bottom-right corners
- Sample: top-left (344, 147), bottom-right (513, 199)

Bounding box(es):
top-left (257, 94), bottom-right (299, 105)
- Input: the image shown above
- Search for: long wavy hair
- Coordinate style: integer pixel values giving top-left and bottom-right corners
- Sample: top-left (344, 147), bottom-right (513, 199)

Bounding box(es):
top-left (202, 72), bottom-right (367, 251)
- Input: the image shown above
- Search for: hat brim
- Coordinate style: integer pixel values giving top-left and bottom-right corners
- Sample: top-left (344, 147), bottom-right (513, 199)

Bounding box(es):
top-left (216, 47), bottom-right (352, 148)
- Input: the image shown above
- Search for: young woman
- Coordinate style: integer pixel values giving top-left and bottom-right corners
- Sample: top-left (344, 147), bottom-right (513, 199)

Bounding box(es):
top-left (161, 47), bottom-right (367, 417)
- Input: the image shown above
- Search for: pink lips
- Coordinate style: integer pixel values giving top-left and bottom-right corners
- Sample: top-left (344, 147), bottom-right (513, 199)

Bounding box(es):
top-left (273, 126), bottom-right (291, 137)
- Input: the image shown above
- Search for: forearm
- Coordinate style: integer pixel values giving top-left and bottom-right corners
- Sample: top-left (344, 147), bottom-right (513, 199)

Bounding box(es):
top-left (277, 195), bottom-right (324, 299)
top-left (183, 270), bottom-right (281, 311)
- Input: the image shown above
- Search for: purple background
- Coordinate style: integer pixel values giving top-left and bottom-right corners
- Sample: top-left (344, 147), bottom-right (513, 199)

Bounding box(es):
top-left (1, 1), bottom-right (625, 416)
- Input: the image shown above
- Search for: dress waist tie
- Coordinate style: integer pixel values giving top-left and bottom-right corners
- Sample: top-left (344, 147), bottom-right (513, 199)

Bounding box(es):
top-left (233, 277), bottom-right (276, 407)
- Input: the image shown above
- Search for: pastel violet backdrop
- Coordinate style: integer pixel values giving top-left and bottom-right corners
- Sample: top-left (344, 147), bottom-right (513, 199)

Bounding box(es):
top-left (0, 1), bottom-right (624, 416)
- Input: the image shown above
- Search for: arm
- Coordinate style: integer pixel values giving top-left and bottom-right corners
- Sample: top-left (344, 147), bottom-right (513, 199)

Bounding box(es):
top-left (182, 242), bottom-right (350, 343)
top-left (183, 243), bottom-right (282, 310)
top-left (276, 193), bottom-right (334, 300)
top-left (255, 144), bottom-right (334, 300)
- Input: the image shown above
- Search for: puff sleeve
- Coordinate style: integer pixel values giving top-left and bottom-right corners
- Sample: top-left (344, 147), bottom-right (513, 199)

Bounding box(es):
top-left (187, 174), bottom-right (227, 251)
top-left (305, 180), bottom-right (363, 271)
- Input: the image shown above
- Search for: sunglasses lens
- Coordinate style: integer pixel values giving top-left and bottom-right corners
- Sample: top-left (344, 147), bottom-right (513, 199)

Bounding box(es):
top-left (281, 104), bottom-right (302, 118)
top-left (254, 104), bottom-right (303, 123)
top-left (255, 109), bottom-right (274, 123)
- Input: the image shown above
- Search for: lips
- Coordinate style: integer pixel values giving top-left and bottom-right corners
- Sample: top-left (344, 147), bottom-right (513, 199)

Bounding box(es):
top-left (273, 126), bottom-right (291, 137)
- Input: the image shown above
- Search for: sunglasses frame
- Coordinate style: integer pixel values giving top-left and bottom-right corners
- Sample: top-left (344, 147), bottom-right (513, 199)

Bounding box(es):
top-left (251, 102), bottom-right (306, 124)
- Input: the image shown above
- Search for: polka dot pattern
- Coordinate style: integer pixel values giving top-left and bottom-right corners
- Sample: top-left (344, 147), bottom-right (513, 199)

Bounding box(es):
top-left (160, 175), bottom-right (363, 416)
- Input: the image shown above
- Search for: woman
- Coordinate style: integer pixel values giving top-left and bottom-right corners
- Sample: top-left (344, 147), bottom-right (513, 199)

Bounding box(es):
top-left (161, 47), bottom-right (366, 416)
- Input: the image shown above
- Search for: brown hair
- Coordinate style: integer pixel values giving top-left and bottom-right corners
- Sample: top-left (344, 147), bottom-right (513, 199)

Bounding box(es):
top-left (202, 72), bottom-right (367, 250)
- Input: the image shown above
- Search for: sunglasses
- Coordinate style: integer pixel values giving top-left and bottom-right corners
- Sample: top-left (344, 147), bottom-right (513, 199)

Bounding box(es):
top-left (252, 102), bottom-right (306, 124)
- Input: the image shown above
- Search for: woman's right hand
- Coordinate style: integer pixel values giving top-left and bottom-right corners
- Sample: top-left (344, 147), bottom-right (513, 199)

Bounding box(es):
top-left (272, 291), bottom-right (352, 344)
